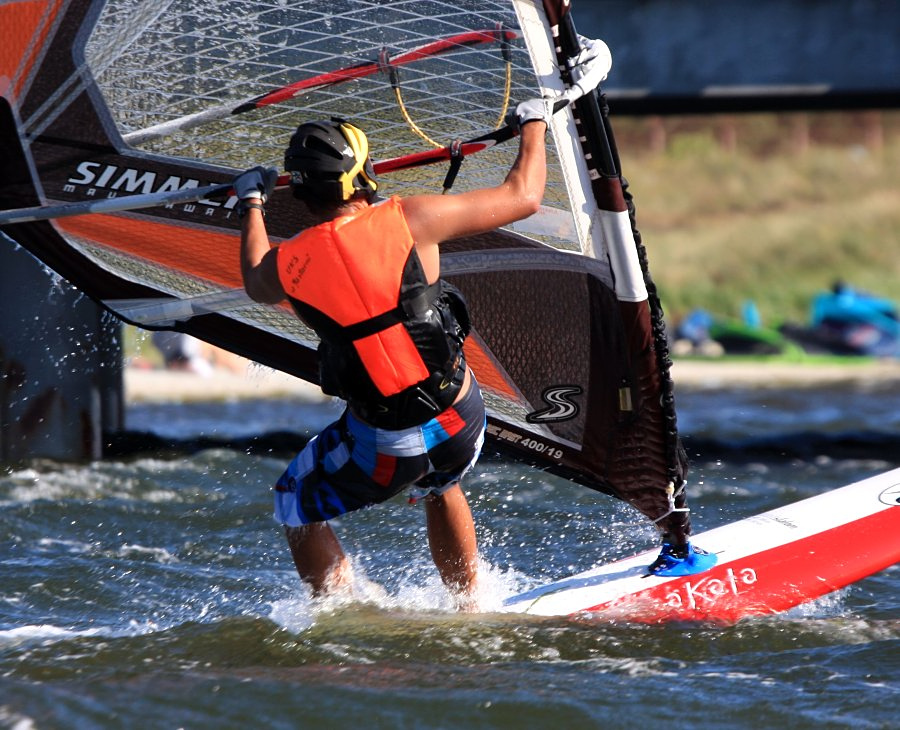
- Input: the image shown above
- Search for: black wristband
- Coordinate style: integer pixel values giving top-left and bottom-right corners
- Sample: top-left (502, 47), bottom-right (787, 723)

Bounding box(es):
top-left (238, 200), bottom-right (265, 219)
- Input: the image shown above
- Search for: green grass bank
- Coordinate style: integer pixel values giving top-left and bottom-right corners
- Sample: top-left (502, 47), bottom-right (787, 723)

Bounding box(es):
top-left (615, 111), bottom-right (900, 329)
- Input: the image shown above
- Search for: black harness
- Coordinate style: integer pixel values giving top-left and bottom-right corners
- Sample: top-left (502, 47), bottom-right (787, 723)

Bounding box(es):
top-left (286, 251), bottom-right (471, 429)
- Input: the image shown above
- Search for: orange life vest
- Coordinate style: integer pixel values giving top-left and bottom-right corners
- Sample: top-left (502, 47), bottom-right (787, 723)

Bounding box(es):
top-left (276, 197), bottom-right (469, 428)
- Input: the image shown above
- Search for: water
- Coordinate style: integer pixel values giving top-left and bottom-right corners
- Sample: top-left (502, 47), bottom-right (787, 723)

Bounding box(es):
top-left (1, 381), bottom-right (898, 729)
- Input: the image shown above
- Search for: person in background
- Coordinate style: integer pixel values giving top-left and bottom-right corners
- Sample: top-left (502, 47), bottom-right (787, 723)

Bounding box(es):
top-left (151, 331), bottom-right (213, 376)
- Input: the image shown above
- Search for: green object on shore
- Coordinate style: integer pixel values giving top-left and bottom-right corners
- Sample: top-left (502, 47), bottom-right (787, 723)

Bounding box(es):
top-left (707, 319), bottom-right (804, 357)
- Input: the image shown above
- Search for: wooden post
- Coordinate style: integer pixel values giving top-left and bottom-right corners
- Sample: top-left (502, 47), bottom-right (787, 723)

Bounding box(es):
top-left (716, 115), bottom-right (738, 153)
top-left (0, 238), bottom-right (123, 462)
top-left (789, 113), bottom-right (810, 155)
top-left (647, 116), bottom-right (667, 155)
top-left (860, 110), bottom-right (883, 152)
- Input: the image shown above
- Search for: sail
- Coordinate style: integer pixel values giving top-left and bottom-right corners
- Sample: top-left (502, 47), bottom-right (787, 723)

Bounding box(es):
top-left (0, 0), bottom-right (691, 545)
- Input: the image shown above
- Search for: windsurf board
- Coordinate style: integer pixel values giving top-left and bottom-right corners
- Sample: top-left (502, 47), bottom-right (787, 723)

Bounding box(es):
top-left (502, 467), bottom-right (900, 623)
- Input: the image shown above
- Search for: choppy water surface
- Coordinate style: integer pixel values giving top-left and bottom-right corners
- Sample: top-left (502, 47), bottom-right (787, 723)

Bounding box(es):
top-left (2, 384), bottom-right (898, 729)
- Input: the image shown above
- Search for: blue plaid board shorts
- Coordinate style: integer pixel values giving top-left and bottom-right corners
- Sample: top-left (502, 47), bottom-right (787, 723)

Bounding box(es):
top-left (273, 378), bottom-right (485, 526)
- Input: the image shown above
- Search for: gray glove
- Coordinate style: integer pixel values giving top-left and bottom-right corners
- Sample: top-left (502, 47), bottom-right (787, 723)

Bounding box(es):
top-left (569, 36), bottom-right (611, 71)
top-left (233, 165), bottom-right (277, 203)
top-left (567, 36), bottom-right (612, 90)
top-left (505, 97), bottom-right (552, 132)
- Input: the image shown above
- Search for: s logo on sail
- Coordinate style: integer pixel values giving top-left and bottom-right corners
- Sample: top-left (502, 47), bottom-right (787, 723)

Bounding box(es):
top-left (526, 385), bottom-right (582, 423)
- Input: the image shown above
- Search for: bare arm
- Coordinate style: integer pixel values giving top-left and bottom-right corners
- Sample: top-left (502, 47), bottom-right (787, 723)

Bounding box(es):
top-left (240, 208), bottom-right (285, 304)
top-left (400, 121), bottom-right (548, 250)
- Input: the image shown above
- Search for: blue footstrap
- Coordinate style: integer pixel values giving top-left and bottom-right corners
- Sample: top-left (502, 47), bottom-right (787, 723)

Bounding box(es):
top-left (648, 542), bottom-right (718, 577)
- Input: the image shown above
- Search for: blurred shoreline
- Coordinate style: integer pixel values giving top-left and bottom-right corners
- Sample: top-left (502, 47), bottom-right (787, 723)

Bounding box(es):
top-left (124, 357), bottom-right (900, 403)
top-left (124, 362), bottom-right (325, 403)
top-left (670, 358), bottom-right (900, 390)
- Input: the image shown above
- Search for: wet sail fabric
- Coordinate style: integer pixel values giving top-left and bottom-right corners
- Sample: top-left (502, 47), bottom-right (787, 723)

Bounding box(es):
top-left (0, 0), bottom-right (691, 544)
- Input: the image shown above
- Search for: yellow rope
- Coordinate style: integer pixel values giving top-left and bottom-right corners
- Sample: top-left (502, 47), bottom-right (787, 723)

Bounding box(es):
top-left (392, 86), bottom-right (443, 149)
top-left (389, 30), bottom-right (514, 192)
top-left (392, 60), bottom-right (514, 148)
top-left (493, 60), bottom-right (512, 130)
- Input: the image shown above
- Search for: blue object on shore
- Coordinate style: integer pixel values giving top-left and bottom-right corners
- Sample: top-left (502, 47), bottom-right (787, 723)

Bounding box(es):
top-left (807, 282), bottom-right (899, 357)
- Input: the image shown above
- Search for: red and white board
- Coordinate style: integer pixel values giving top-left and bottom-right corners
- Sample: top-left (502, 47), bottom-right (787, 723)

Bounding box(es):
top-left (502, 468), bottom-right (900, 623)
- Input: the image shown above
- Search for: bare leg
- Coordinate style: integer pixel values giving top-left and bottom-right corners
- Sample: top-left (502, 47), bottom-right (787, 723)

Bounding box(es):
top-left (424, 484), bottom-right (478, 607)
top-left (284, 522), bottom-right (352, 596)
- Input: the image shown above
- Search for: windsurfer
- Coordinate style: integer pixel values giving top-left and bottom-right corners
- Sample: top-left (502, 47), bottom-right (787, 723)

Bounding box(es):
top-left (235, 97), bottom-right (562, 607)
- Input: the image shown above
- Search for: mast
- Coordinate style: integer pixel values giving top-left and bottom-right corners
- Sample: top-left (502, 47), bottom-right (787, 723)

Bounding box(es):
top-left (536, 0), bottom-right (692, 546)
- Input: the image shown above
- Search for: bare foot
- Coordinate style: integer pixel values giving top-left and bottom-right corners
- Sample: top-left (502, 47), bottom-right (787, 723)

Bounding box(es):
top-left (452, 584), bottom-right (481, 613)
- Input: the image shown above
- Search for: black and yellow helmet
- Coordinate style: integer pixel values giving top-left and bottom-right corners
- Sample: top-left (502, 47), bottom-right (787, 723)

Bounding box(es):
top-left (284, 118), bottom-right (378, 204)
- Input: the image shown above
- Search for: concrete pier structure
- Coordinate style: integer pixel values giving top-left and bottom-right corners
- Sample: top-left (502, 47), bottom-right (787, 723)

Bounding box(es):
top-left (1, 239), bottom-right (122, 462)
